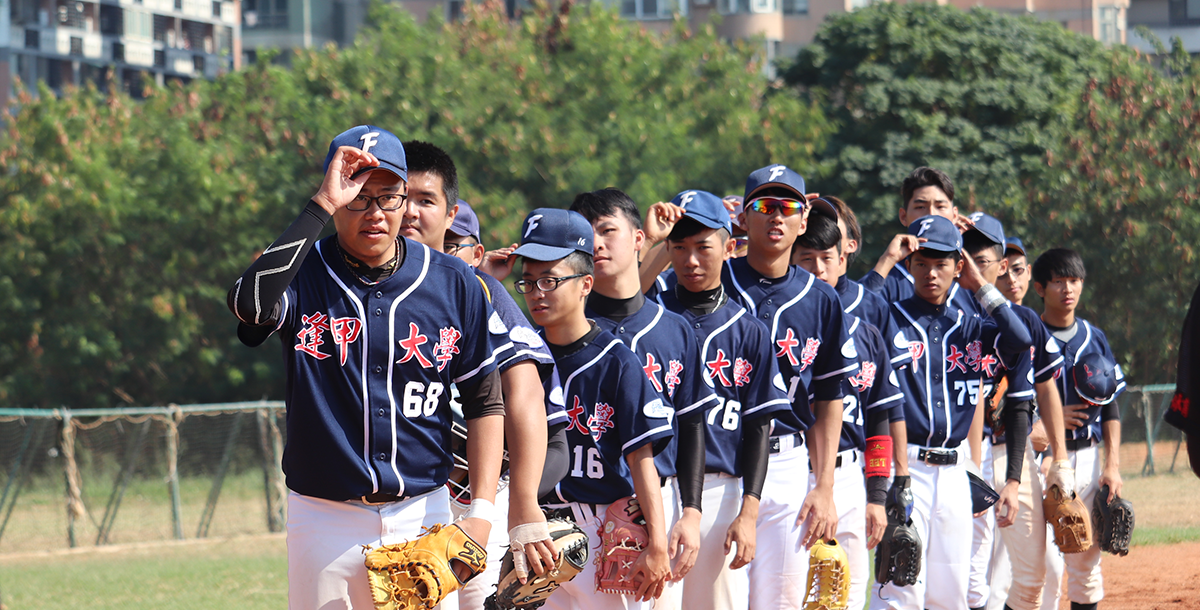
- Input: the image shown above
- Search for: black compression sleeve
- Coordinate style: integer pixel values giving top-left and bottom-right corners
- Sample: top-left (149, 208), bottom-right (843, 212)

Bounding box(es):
top-left (676, 413), bottom-right (706, 511)
top-left (538, 423), bottom-right (569, 499)
top-left (459, 370), bottom-right (505, 419)
top-left (740, 416), bottom-right (771, 500)
top-left (1003, 401), bottom-right (1033, 483)
top-left (228, 200), bottom-right (331, 326)
top-left (867, 476), bottom-right (889, 506)
top-left (1100, 398), bottom-right (1121, 422)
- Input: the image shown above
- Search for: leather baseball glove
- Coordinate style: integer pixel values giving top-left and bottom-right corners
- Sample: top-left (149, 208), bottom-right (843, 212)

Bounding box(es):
top-left (1044, 484), bottom-right (1093, 554)
top-left (1091, 484), bottom-right (1134, 556)
top-left (595, 496), bottom-right (649, 595)
top-left (804, 538), bottom-right (850, 610)
top-left (364, 523), bottom-right (488, 610)
top-left (485, 517), bottom-right (590, 609)
top-left (874, 476), bottom-right (921, 587)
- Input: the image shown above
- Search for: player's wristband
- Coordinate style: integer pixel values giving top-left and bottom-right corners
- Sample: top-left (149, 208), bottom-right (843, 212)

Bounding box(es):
top-left (975, 283), bottom-right (1006, 315)
top-left (864, 435), bottom-right (893, 479)
top-left (463, 498), bottom-right (498, 523)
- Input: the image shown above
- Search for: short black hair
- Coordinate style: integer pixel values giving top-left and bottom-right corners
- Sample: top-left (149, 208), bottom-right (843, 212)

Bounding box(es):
top-left (563, 251), bottom-right (594, 276)
top-left (901, 167), bottom-right (955, 208)
top-left (794, 213), bottom-right (841, 253)
top-left (569, 188), bottom-right (643, 230)
top-left (666, 216), bottom-right (730, 243)
top-left (403, 141), bottom-right (459, 211)
top-left (1032, 248), bottom-right (1087, 286)
top-left (823, 196), bottom-right (861, 266)
top-left (963, 231), bottom-right (1004, 261)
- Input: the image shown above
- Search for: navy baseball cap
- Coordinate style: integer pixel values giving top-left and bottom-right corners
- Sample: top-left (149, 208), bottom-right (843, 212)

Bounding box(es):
top-left (966, 211), bottom-right (1006, 247)
top-left (744, 164), bottom-right (807, 201)
top-left (448, 199), bottom-right (481, 242)
top-left (807, 197), bottom-right (840, 221)
top-left (1073, 353), bottom-right (1120, 405)
top-left (671, 190), bottom-right (731, 233)
top-left (323, 125), bottom-right (408, 181)
top-left (513, 208), bottom-right (594, 261)
top-left (1005, 237), bottom-right (1027, 257)
top-left (909, 215), bottom-right (962, 253)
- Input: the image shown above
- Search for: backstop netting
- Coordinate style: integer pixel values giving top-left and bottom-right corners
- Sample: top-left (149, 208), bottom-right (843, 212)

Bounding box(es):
top-left (0, 402), bottom-right (286, 553)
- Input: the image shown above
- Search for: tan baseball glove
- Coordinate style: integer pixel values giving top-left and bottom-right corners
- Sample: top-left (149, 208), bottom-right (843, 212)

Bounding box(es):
top-left (595, 496), bottom-right (649, 595)
top-left (364, 523), bottom-right (488, 610)
top-left (1044, 484), bottom-right (1093, 554)
top-left (804, 538), bottom-right (850, 610)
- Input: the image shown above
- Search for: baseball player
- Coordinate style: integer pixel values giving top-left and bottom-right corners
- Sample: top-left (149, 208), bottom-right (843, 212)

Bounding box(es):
top-left (859, 167), bottom-right (982, 318)
top-left (394, 141), bottom-right (563, 610)
top-left (703, 165), bottom-right (856, 610)
top-left (649, 190), bottom-right (793, 610)
top-left (869, 214), bottom-right (1033, 610)
top-left (983, 233), bottom-right (1073, 610)
top-left (1033, 248), bottom-right (1126, 610)
top-left (514, 208), bottom-right (674, 609)
top-left (569, 188), bottom-right (717, 608)
top-left (792, 211), bottom-right (910, 610)
top-left (227, 126), bottom-right (506, 609)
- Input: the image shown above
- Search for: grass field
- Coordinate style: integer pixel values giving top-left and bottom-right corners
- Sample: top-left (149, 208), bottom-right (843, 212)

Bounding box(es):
top-left (0, 441), bottom-right (1197, 609)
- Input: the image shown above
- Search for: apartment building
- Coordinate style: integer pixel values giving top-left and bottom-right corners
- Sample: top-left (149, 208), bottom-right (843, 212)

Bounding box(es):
top-left (4, 0), bottom-right (240, 99)
top-left (1127, 0), bottom-right (1200, 53)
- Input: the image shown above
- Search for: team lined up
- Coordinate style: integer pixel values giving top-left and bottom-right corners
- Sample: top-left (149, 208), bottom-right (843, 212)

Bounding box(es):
top-left (228, 125), bottom-right (1125, 610)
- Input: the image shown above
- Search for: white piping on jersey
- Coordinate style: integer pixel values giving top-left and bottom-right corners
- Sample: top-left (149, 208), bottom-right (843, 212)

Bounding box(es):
top-left (939, 311), bottom-right (964, 447)
top-left (844, 283), bottom-right (864, 315)
top-left (316, 241), bottom-right (377, 494)
top-left (726, 261), bottom-right (758, 317)
top-left (698, 308), bottom-right (749, 389)
top-left (622, 423), bottom-right (674, 453)
top-left (744, 397), bottom-right (792, 417)
top-left (454, 345), bottom-right (500, 384)
top-left (897, 263), bottom-right (914, 284)
top-left (767, 273), bottom-right (814, 349)
top-left (1035, 351), bottom-right (1067, 379)
top-left (562, 339), bottom-right (623, 408)
top-left (628, 304), bottom-right (664, 352)
top-left (895, 302), bottom-right (934, 447)
top-left (384, 243), bottom-right (432, 498)
top-left (678, 393), bottom-right (720, 417)
top-left (249, 238), bottom-right (308, 324)
top-left (813, 361), bottom-right (860, 381)
top-left (547, 411), bottom-right (569, 425)
top-left (848, 317), bottom-right (861, 337)
top-left (866, 391), bottom-right (904, 411)
top-left (499, 348), bottom-right (554, 370)
top-left (1058, 321), bottom-right (1094, 439)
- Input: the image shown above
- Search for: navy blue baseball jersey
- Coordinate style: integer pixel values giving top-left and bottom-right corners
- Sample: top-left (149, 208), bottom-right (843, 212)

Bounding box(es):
top-left (1047, 319), bottom-right (1126, 443)
top-left (264, 236), bottom-right (503, 501)
top-left (656, 291), bottom-right (792, 477)
top-left (476, 270), bottom-right (554, 374)
top-left (838, 316), bottom-right (907, 452)
top-left (588, 299), bottom-right (718, 478)
top-left (890, 295), bottom-right (1033, 448)
top-left (860, 264), bottom-right (983, 319)
top-left (722, 258), bottom-right (858, 435)
top-left (835, 275), bottom-right (906, 363)
top-left (987, 303), bottom-right (1065, 443)
top-left (543, 328), bottom-right (675, 505)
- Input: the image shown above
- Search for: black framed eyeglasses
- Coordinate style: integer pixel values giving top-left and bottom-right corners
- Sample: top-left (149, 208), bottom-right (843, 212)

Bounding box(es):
top-left (347, 192), bottom-right (408, 212)
top-left (514, 274), bottom-right (586, 294)
top-left (444, 241), bottom-right (478, 255)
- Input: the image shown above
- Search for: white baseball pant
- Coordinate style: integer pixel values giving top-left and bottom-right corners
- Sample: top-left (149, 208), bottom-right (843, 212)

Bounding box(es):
top-left (681, 472), bottom-right (750, 610)
top-left (450, 484), bottom-right (510, 610)
top-left (540, 501), bottom-right (656, 610)
top-left (870, 445), bottom-right (972, 610)
top-left (986, 441), bottom-right (1047, 610)
top-left (807, 449), bottom-right (867, 610)
top-left (969, 441), bottom-right (996, 608)
top-left (748, 435), bottom-right (810, 610)
top-left (286, 486), bottom-right (458, 610)
top-left (1060, 443), bottom-right (1105, 605)
top-left (658, 476), bottom-right (684, 610)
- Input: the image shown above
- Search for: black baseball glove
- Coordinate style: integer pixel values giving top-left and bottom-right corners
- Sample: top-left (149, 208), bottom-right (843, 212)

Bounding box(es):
top-left (1091, 484), bottom-right (1134, 556)
top-left (874, 476), bottom-right (922, 587)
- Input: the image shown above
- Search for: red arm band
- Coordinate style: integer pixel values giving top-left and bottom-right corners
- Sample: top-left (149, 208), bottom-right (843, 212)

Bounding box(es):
top-left (864, 435), bottom-right (893, 479)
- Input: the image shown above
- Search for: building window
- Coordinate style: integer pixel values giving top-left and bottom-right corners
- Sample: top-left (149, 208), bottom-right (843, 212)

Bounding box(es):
top-left (175, 0), bottom-right (183, 10)
top-left (1169, 0), bottom-right (1200, 25)
top-left (849, 0), bottom-right (870, 9)
top-left (1098, 6), bottom-right (1120, 43)
top-left (154, 49), bottom-right (165, 68)
top-left (100, 4), bottom-right (123, 35)
top-left (782, 0), bottom-right (806, 15)
top-left (447, 0), bottom-right (464, 21)
top-left (622, 0), bottom-right (681, 19)
top-left (212, 1), bottom-right (221, 17)
top-left (194, 55), bottom-right (205, 73)
top-left (25, 28), bottom-right (40, 49)
top-left (243, 0), bottom-right (287, 29)
top-left (57, 0), bottom-right (86, 28)
top-left (70, 36), bottom-right (83, 56)
top-left (113, 41), bottom-right (125, 61)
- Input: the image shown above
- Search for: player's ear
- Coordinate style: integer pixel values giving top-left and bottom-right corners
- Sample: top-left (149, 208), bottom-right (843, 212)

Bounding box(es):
top-left (1033, 281), bottom-right (1046, 299)
top-left (633, 227), bottom-right (645, 252)
top-left (954, 258), bottom-right (965, 276)
top-left (997, 257), bottom-right (1009, 277)
top-left (898, 207), bottom-right (909, 227)
top-left (580, 274), bottom-right (593, 297)
top-left (471, 244), bottom-right (485, 267)
top-left (724, 236), bottom-right (736, 260)
top-left (447, 202), bottom-right (459, 221)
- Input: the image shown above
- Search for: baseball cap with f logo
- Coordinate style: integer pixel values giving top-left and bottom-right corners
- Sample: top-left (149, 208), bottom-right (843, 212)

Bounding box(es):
top-left (513, 208), bottom-right (594, 262)
top-left (323, 125), bottom-right (408, 182)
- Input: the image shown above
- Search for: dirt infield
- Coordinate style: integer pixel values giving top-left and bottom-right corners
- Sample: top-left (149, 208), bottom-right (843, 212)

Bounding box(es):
top-left (1054, 541), bottom-right (1200, 609)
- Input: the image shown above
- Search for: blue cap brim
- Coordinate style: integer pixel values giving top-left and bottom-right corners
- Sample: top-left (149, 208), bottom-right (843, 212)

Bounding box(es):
top-left (966, 227), bottom-right (1004, 247)
top-left (351, 161), bottom-right (407, 182)
top-left (1006, 243), bottom-right (1026, 256)
top-left (513, 243), bottom-right (577, 262)
top-left (686, 214), bottom-right (729, 231)
top-left (918, 243), bottom-right (961, 253)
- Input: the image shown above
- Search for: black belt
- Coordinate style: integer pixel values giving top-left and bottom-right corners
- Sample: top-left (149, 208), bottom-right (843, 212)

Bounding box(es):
top-left (1066, 437), bottom-right (1095, 452)
top-left (808, 452), bottom-right (855, 470)
top-left (917, 447), bottom-right (958, 466)
top-left (360, 492), bottom-right (411, 505)
top-left (769, 432), bottom-right (804, 454)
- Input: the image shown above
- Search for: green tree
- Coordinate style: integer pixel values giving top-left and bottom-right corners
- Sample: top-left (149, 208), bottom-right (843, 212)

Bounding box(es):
top-left (1024, 48), bottom-right (1200, 383)
top-left (782, 2), bottom-right (1107, 266)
